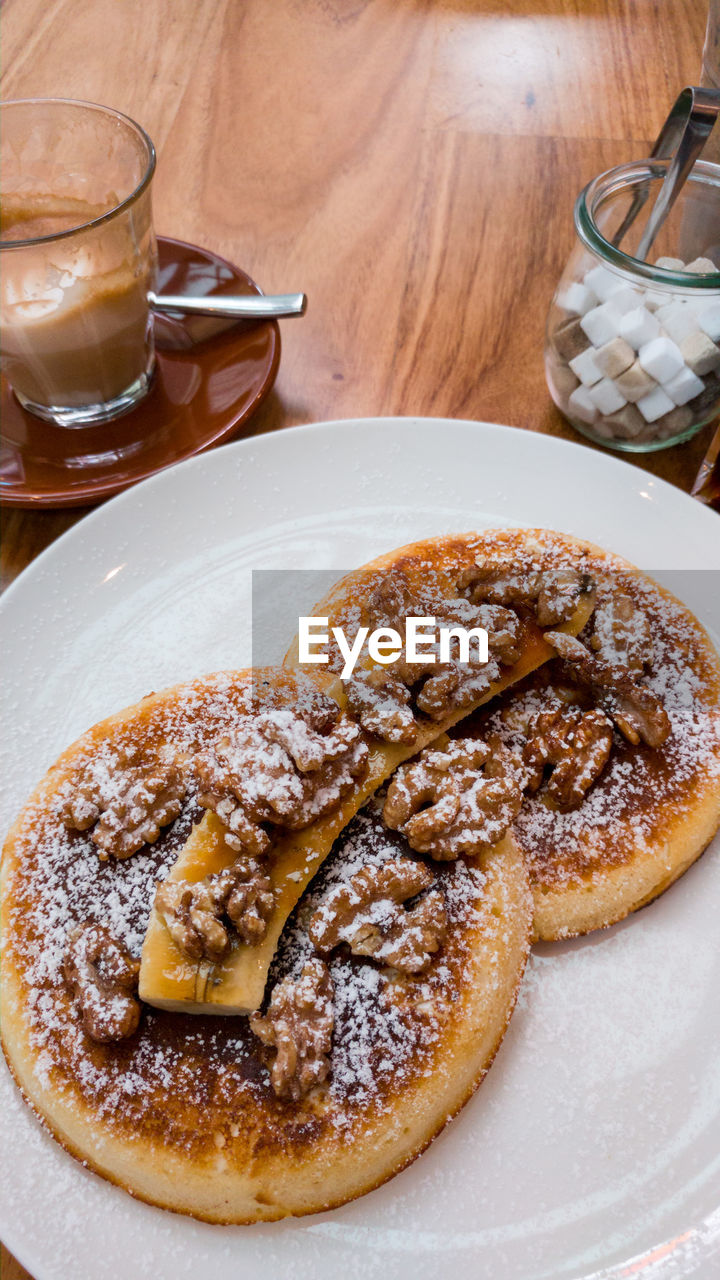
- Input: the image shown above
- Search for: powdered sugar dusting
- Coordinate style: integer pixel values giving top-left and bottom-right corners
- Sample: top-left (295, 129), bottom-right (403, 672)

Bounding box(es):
top-left (5, 667), bottom-right (511, 1152)
top-left (468, 566), bottom-right (720, 885)
top-left (268, 797), bottom-right (497, 1114)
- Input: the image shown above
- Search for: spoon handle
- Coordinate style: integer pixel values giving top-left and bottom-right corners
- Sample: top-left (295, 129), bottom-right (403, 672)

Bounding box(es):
top-left (636, 86), bottom-right (720, 260)
top-left (148, 290), bottom-right (307, 319)
top-left (612, 85), bottom-right (720, 255)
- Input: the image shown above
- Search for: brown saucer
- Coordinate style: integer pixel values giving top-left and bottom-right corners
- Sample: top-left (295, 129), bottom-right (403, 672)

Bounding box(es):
top-left (0, 237), bottom-right (281, 508)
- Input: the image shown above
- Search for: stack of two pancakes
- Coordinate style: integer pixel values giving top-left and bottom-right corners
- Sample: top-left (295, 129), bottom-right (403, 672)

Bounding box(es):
top-left (2, 529), bottom-right (720, 1222)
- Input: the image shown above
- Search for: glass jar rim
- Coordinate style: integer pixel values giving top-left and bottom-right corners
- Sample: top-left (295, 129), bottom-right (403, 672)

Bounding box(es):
top-left (574, 157), bottom-right (720, 288)
top-left (0, 97), bottom-right (156, 249)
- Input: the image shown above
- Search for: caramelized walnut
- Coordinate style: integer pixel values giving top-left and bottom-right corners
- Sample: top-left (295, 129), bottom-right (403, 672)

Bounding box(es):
top-left (353, 569), bottom-right (523, 720)
top-left (459, 561), bottom-right (594, 627)
top-left (383, 737), bottom-right (523, 859)
top-left (224, 859), bottom-right (275, 944)
top-left (61, 747), bottom-right (186, 860)
top-left (255, 705), bottom-right (360, 772)
top-left (366, 570), bottom-right (522, 666)
top-left (194, 742), bottom-right (272, 857)
top-left (523, 705), bottom-right (613, 809)
top-left (154, 857), bottom-right (274, 961)
top-left (413, 655), bottom-right (501, 720)
top-left (589, 594), bottom-right (653, 673)
top-left (63, 923), bottom-right (141, 1042)
top-left (546, 632), bottom-right (670, 748)
top-left (154, 876), bottom-right (229, 962)
top-left (250, 959), bottom-right (334, 1100)
top-left (343, 667), bottom-right (417, 743)
top-left (308, 858), bottom-right (447, 973)
top-left (195, 702), bottom-right (368, 846)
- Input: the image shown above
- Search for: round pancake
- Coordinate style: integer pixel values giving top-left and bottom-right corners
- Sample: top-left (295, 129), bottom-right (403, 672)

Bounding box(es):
top-left (1, 670), bottom-right (531, 1223)
top-left (462, 559), bottom-right (720, 941)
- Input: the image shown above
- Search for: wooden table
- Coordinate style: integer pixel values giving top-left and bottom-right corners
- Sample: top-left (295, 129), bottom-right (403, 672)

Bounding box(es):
top-left (0, 1), bottom-right (712, 1275)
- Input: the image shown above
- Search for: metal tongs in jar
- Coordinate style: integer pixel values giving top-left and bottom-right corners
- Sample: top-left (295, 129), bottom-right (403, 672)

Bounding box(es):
top-left (612, 85), bottom-right (720, 260)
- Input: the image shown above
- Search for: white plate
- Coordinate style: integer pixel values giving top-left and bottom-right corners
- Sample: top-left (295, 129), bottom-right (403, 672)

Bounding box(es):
top-left (1, 418), bottom-right (719, 1280)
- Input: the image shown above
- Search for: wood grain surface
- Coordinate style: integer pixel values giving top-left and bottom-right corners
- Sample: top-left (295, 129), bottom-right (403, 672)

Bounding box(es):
top-left (0, 2), bottom-right (713, 1276)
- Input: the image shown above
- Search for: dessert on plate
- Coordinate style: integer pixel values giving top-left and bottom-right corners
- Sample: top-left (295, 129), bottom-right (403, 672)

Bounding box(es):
top-left (1, 527), bottom-right (718, 1222)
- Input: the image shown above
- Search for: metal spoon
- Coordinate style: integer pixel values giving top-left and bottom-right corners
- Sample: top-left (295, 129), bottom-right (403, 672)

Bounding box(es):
top-left (612, 86), bottom-right (720, 259)
top-left (149, 290), bottom-right (307, 319)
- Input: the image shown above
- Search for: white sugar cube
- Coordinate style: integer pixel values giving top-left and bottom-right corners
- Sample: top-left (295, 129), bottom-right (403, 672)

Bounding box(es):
top-left (654, 301), bottom-right (699, 345)
top-left (663, 365), bottom-right (705, 406)
top-left (568, 385), bottom-right (598, 424)
top-left (588, 377), bottom-right (628, 415)
top-left (607, 282), bottom-right (640, 314)
top-left (569, 346), bottom-right (602, 386)
top-left (580, 302), bottom-right (623, 347)
top-left (685, 257), bottom-right (717, 274)
top-left (698, 301), bottom-right (720, 342)
top-left (619, 306), bottom-right (661, 350)
top-left (558, 281), bottom-right (596, 317)
top-left (638, 335), bottom-right (685, 383)
top-left (655, 256), bottom-right (684, 270)
top-left (636, 384), bottom-right (675, 422)
top-left (584, 264), bottom-right (622, 302)
top-left (680, 330), bottom-right (720, 377)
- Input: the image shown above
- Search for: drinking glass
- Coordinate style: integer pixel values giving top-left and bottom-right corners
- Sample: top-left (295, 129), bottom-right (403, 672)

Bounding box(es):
top-left (0, 98), bottom-right (157, 426)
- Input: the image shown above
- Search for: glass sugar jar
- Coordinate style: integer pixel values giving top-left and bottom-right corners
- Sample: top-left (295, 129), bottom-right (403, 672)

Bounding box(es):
top-left (546, 159), bottom-right (720, 451)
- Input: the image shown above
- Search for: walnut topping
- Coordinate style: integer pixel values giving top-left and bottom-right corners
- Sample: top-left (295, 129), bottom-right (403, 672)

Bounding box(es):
top-left (523, 706), bottom-right (613, 809)
top-left (383, 737), bottom-right (523, 859)
top-left (61, 747), bottom-right (186, 860)
top-left (546, 632), bottom-right (670, 747)
top-left (411, 655), bottom-right (502, 721)
top-left (362, 570), bottom-right (523, 714)
top-left (63, 923), bottom-right (141, 1043)
top-left (154, 858), bottom-right (274, 961)
top-left (343, 667), bottom-right (417, 743)
top-left (255, 705), bottom-right (359, 773)
top-left (459, 562), bottom-right (594, 627)
top-left (224, 859), bottom-right (275, 944)
top-left (367, 570), bottom-right (523, 667)
top-left (308, 859), bottom-right (447, 973)
top-left (194, 704), bottom-right (368, 853)
top-left (250, 959), bottom-right (334, 1100)
top-left (194, 744), bottom-right (272, 858)
top-left (589, 594), bottom-right (653, 672)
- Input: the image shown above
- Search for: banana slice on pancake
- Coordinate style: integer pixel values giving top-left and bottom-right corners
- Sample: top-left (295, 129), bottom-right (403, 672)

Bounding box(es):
top-left (140, 528), bottom-right (595, 1015)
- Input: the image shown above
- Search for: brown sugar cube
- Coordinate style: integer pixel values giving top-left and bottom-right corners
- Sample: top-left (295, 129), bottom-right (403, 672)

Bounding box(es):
top-left (604, 404), bottom-right (645, 440)
top-left (680, 331), bottom-right (720, 377)
top-left (594, 337), bottom-right (634, 379)
top-left (656, 406), bottom-right (693, 439)
top-left (614, 360), bottom-right (657, 403)
top-left (552, 318), bottom-right (588, 362)
top-left (689, 373), bottom-right (720, 416)
top-left (553, 362), bottom-right (580, 399)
